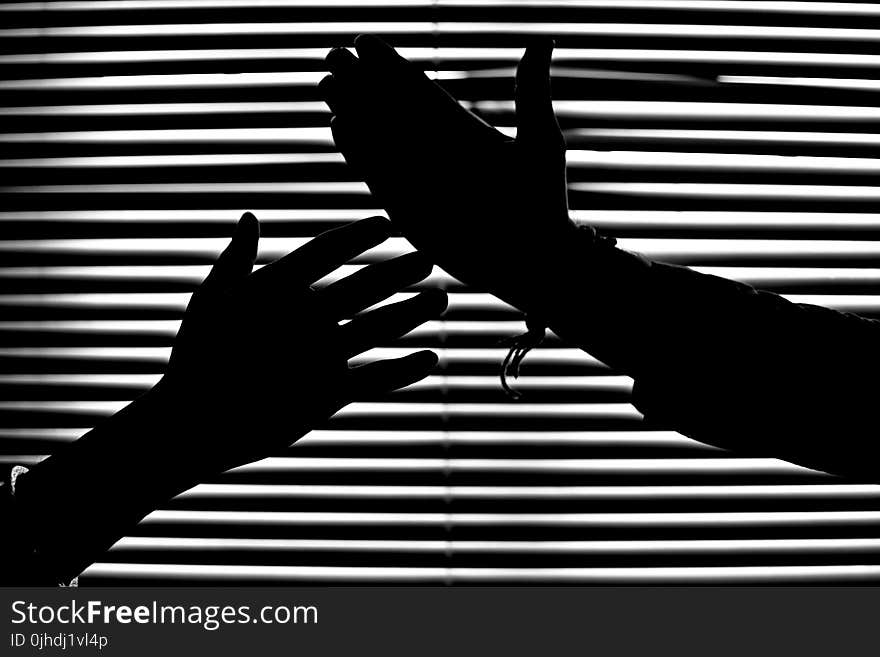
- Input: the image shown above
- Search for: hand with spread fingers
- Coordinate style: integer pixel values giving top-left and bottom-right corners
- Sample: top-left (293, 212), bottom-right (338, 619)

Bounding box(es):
top-left (319, 35), bottom-right (576, 311)
top-left (160, 212), bottom-right (446, 481)
top-left (11, 213), bottom-right (446, 583)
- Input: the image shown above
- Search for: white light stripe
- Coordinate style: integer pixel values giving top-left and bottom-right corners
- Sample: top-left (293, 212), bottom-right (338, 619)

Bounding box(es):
top-left (177, 483), bottom-right (876, 500)
top-left (440, 22), bottom-right (880, 40)
top-left (229, 457), bottom-right (813, 474)
top-left (571, 210), bottom-right (880, 227)
top-left (3, 0), bottom-right (434, 9)
top-left (82, 563), bottom-right (880, 582)
top-left (83, 563), bottom-right (448, 581)
top-left (11, 100), bottom-right (880, 120)
top-left (0, 373), bottom-right (614, 390)
top-left (80, 562), bottom-right (880, 582)
top-left (2, 182), bottom-right (369, 194)
top-left (8, 237), bottom-right (880, 258)
top-left (577, 128), bottom-right (880, 144)
top-left (11, 99), bottom-right (880, 120)
top-left (721, 74), bottom-right (880, 91)
top-left (0, 429), bottom-right (716, 449)
top-left (552, 100), bottom-right (880, 119)
top-left (0, 347), bottom-right (595, 361)
top-left (5, 210), bottom-right (880, 230)
top-left (0, 236), bottom-right (409, 257)
top-left (0, 401), bottom-right (644, 421)
top-left (306, 430), bottom-right (686, 446)
top-left (108, 536), bottom-right (880, 554)
top-left (0, 291), bottom-right (509, 313)
top-left (6, 289), bottom-right (880, 313)
top-left (0, 209), bottom-right (383, 221)
top-left (10, 128), bottom-right (880, 146)
top-left (6, 22), bottom-right (880, 40)
top-left (439, 1), bottom-right (880, 15)
top-left (0, 374), bottom-right (164, 385)
top-left (621, 238), bottom-right (880, 256)
top-left (0, 21), bottom-right (435, 37)
top-left (15, 150), bottom-right (880, 173)
top-left (12, 181), bottom-right (880, 199)
top-left (450, 566), bottom-right (880, 582)
top-left (0, 102), bottom-right (327, 116)
top-left (12, 46), bottom-right (880, 68)
top-left (567, 150), bottom-right (880, 172)
top-left (140, 509), bottom-right (880, 525)
top-left (574, 182), bottom-right (880, 199)
top-left (0, 71), bottom-right (326, 90)
top-left (0, 319), bottom-right (529, 337)
top-left (0, 127), bottom-right (332, 142)
top-left (3, 0), bottom-right (879, 16)
top-left (0, 153), bottom-right (346, 167)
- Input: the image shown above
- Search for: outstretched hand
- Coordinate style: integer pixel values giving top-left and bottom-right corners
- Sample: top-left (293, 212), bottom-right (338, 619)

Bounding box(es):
top-left (320, 35), bottom-right (576, 310)
top-left (158, 213), bottom-right (446, 482)
top-left (12, 213), bottom-right (446, 582)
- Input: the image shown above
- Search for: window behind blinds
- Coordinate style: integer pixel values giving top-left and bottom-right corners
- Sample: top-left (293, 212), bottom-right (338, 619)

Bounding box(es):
top-left (4, 0), bottom-right (880, 585)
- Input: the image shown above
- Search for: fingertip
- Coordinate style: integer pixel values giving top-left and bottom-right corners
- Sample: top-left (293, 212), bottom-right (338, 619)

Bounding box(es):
top-left (353, 33), bottom-right (376, 48)
top-left (319, 75), bottom-right (341, 114)
top-left (318, 73), bottom-right (335, 95)
top-left (415, 288), bottom-right (449, 319)
top-left (354, 33), bottom-right (394, 60)
top-left (352, 215), bottom-right (393, 243)
top-left (420, 287), bottom-right (448, 313)
top-left (398, 251), bottom-right (433, 278)
top-left (410, 349), bottom-right (439, 369)
top-left (360, 214), bottom-right (392, 231)
top-left (528, 35), bottom-right (555, 55)
top-left (326, 47), bottom-right (358, 74)
top-left (236, 211), bottom-right (259, 238)
top-left (522, 36), bottom-right (554, 71)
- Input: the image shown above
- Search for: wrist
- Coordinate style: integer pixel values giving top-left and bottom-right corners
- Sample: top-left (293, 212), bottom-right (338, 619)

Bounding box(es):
top-left (496, 220), bottom-right (598, 314)
top-left (14, 383), bottom-right (193, 575)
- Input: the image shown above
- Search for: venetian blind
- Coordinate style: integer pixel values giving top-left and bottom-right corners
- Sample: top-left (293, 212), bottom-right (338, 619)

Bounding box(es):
top-left (3, 0), bottom-right (880, 584)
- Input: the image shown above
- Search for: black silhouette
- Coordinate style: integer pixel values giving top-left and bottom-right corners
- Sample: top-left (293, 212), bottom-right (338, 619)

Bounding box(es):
top-left (1, 214), bottom-right (447, 584)
top-left (321, 35), bottom-right (880, 484)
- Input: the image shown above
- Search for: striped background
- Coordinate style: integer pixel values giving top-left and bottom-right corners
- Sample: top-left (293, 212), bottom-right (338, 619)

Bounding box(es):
top-left (3, 0), bottom-right (880, 584)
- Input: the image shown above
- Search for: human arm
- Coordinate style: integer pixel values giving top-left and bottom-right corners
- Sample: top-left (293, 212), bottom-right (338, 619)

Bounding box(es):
top-left (320, 36), bottom-right (880, 482)
top-left (4, 213), bottom-right (447, 583)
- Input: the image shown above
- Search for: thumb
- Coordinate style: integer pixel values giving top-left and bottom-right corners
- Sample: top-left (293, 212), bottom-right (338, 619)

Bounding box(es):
top-left (515, 38), bottom-right (562, 149)
top-left (202, 212), bottom-right (260, 293)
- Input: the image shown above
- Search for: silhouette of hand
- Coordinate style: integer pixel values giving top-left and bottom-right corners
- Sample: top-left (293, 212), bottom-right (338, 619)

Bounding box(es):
top-left (320, 35), bottom-right (576, 309)
top-left (157, 212), bottom-right (446, 482)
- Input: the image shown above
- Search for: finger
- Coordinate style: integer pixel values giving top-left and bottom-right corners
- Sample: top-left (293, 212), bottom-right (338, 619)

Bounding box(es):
top-left (339, 288), bottom-right (447, 357)
top-left (251, 215), bottom-right (391, 287)
top-left (342, 36), bottom-right (498, 154)
top-left (515, 38), bottom-right (563, 149)
top-left (318, 252), bottom-right (433, 320)
top-left (348, 34), bottom-right (451, 122)
top-left (354, 34), bottom-right (406, 66)
top-left (330, 114), bottom-right (368, 175)
top-left (348, 350), bottom-right (439, 395)
top-left (325, 46), bottom-right (360, 81)
top-left (318, 74), bottom-right (341, 114)
top-left (201, 212), bottom-right (259, 293)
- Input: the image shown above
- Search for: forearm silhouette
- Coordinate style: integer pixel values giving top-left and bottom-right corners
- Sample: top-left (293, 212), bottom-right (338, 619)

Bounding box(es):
top-left (3, 214), bottom-right (447, 584)
top-left (321, 35), bottom-right (880, 483)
